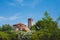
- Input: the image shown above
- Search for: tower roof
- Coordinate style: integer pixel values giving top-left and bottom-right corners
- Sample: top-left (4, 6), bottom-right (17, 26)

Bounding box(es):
top-left (28, 18), bottom-right (33, 21)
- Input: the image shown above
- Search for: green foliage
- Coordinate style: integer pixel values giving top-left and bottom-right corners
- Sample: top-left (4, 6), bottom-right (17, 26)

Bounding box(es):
top-left (0, 24), bottom-right (17, 40)
top-left (1, 24), bottom-right (13, 31)
top-left (0, 11), bottom-right (60, 40)
top-left (56, 17), bottom-right (60, 21)
top-left (30, 25), bottom-right (36, 30)
top-left (0, 27), bottom-right (2, 31)
top-left (44, 11), bottom-right (49, 18)
top-left (31, 28), bottom-right (60, 40)
top-left (9, 32), bottom-right (17, 40)
top-left (31, 11), bottom-right (60, 40)
top-left (0, 32), bottom-right (10, 40)
top-left (17, 31), bottom-right (34, 40)
top-left (35, 11), bottom-right (58, 30)
top-left (0, 31), bottom-right (18, 40)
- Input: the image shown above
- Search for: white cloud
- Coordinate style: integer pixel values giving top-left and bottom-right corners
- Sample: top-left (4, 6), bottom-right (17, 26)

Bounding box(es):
top-left (0, 16), bottom-right (6, 19)
top-left (0, 14), bottom-right (21, 21)
top-left (0, 16), bottom-right (7, 21)
top-left (16, 0), bottom-right (23, 3)
top-left (7, 0), bottom-right (40, 7)
top-left (15, 0), bottom-right (24, 6)
top-left (31, 0), bottom-right (40, 8)
top-left (6, 0), bottom-right (24, 7)
top-left (19, 0), bottom-right (40, 7)
top-left (8, 14), bottom-right (20, 20)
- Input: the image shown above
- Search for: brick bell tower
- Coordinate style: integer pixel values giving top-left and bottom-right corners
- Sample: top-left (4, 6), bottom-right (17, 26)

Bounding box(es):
top-left (28, 18), bottom-right (33, 29)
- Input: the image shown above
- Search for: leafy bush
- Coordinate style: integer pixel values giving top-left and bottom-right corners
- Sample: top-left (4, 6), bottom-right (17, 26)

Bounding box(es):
top-left (31, 28), bottom-right (60, 40)
top-left (17, 30), bottom-right (35, 40)
top-left (0, 32), bottom-right (10, 40)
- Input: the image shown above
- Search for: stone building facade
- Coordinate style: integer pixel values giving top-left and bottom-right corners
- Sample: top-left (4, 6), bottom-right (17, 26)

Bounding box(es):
top-left (13, 18), bottom-right (33, 31)
top-left (13, 23), bottom-right (30, 32)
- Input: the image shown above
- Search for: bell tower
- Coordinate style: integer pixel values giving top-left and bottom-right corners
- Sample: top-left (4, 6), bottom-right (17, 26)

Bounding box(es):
top-left (28, 18), bottom-right (33, 29)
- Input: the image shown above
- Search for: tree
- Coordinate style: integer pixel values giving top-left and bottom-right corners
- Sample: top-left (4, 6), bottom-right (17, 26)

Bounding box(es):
top-left (31, 28), bottom-right (60, 40)
top-left (2, 24), bottom-right (13, 31)
top-left (35, 11), bottom-right (58, 30)
top-left (0, 27), bottom-right (2, 31)
top-left (56, 17), bottom-right (60, 21)
top-left (31, 11), bottom-right (60, 40)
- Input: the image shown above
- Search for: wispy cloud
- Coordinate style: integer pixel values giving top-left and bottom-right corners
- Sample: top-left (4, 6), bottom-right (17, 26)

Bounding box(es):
top-left (16, 0), bottom-right (23, 3)
top-left (0, 16), bottom-right (7, 21)
top-left (15, 0), bottom-right (24, 6)
top-left (9, 14), bottom-right (21, 21)
top-left (7, 0), bottom-right (41, 7)
top-left (0, 14), bottom-right (21, 21)
top-left (31, 0), bottom-right (40, 8)
top-left (7, 0), bottom-right (24, 6)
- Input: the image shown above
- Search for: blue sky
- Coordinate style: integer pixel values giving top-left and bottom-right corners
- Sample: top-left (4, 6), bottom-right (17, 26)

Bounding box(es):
top-left (0, 0), bottom-right (60, 26)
